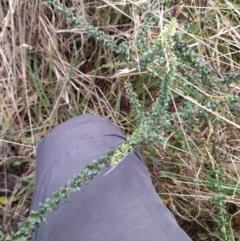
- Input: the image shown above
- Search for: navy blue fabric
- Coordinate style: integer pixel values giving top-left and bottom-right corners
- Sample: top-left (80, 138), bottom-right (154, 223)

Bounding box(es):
top-left (31, 114), bottom-right (192, 241)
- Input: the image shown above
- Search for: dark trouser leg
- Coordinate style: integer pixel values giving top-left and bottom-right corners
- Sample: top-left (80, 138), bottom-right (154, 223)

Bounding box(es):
top-left (31, 114), bottom-right (192, 241)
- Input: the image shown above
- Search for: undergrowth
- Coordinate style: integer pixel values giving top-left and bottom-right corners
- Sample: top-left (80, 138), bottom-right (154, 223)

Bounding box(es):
top-left (1, 0), bottom-right (240, 240)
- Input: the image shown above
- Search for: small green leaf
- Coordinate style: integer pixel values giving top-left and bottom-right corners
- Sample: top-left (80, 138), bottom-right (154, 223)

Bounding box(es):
top-left (0, 196), bottom-right (8, 205)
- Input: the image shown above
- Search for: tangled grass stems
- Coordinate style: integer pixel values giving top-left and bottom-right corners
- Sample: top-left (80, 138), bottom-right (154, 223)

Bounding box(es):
top-left (3, 1), bottom-right (240, 240)
top-left (43, 0), bottom-right (134, 61)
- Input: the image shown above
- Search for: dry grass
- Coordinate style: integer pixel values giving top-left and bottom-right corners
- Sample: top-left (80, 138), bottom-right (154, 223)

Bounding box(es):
top-left (0, 0), bottom-right (240, 240)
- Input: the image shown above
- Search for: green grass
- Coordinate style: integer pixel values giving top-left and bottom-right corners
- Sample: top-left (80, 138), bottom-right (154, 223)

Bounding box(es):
top-left (1, 0), bottom-right (240, 240)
